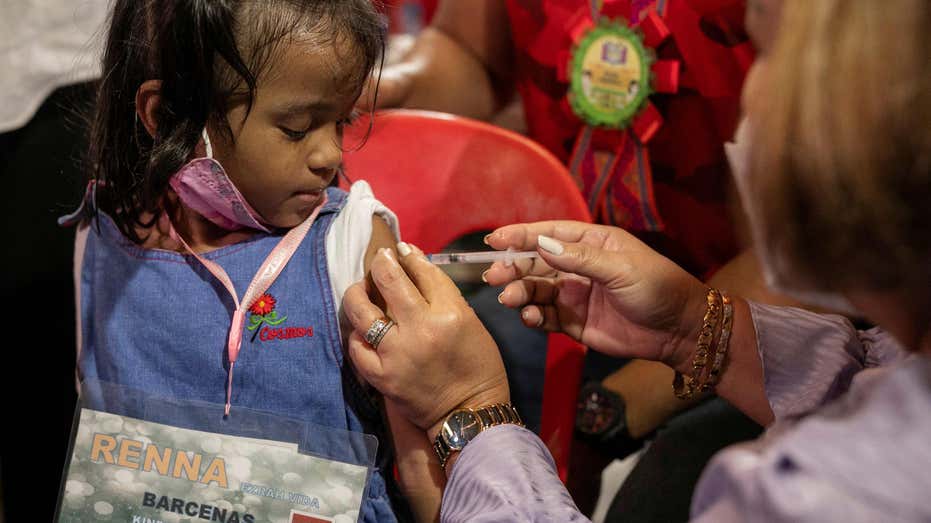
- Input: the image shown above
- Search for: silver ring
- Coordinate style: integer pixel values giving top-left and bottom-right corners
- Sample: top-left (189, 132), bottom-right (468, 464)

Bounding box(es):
top-left (364, 317), bottom-right (396, 349)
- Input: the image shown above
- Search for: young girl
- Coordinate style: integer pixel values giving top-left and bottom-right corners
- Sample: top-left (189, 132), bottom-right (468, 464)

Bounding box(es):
top-left (65, 1), bottom-right (410, 520)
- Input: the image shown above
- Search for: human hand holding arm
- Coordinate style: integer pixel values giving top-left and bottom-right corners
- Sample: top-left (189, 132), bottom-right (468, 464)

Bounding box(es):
top-left (344, 243), bottom-right (511, 468)
top-left (361, 219), bottom-right (444, 522)
top-left (343, 242), bottom-right (588, 522)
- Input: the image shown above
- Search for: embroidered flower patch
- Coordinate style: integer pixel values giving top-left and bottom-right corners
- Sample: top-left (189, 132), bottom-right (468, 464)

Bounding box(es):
top-left (246, 293), bottom-right (314, 343)
top-left (247, 293), bottom-right (287, 342)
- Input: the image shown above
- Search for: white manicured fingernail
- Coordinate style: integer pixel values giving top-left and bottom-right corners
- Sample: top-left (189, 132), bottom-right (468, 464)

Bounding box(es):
top-left (522, 307), bottom-right (544, 327)
top-left (396, 241), bottom-right (412, 257)
top-left (537, 235), bottom-right (564, 255)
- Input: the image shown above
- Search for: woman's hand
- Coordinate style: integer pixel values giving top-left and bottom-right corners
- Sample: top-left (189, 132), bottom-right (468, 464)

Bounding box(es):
top-left (484, 221), bottom-right (710, 370)
top-left (342, 243), bottom-right (510, 438)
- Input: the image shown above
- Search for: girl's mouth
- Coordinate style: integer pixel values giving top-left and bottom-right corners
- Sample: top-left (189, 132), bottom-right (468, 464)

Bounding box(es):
top-left (293, 189), bottom-right (324, 204)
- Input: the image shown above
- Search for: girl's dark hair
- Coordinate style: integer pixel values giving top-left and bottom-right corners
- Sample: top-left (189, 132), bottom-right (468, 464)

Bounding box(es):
top-left (89, 0), bottom-right (385, 242)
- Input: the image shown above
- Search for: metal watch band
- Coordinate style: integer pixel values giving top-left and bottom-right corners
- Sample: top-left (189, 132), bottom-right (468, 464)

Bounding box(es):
top-left (433, 403), bottom-right (524, 469)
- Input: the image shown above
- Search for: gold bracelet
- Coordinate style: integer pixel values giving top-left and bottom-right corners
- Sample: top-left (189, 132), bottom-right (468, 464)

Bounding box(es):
top-left (673, 289), bottom-right (721, 399)
top-left (701, 292), bottom-right (733, 392)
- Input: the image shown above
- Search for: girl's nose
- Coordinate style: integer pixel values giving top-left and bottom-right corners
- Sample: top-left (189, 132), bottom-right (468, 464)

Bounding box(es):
top-left (306, 122), bottom-right (342, 175)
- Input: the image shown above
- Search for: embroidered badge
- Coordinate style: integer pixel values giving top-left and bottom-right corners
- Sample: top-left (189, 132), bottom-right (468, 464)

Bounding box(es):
top-left (247, 293), bottom-right (286, 341)
top-left (247, 293), bottom-right (314, 343)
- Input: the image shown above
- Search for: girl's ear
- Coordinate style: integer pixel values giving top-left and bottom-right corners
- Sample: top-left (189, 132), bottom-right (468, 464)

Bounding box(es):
top-left (135, 79), bottom-right (162, 138)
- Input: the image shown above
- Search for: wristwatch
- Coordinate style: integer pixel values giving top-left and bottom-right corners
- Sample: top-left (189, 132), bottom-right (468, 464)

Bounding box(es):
top-left (576, 381), bottom-right (630, 440)
top-left (432, 403), bottom-right (524, 468)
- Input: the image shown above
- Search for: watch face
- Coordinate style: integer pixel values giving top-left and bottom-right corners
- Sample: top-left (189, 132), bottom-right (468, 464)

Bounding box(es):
top-left (442, 410), bottom-right (482, 450)
top-left (577, 387), bottom-right (621, 436)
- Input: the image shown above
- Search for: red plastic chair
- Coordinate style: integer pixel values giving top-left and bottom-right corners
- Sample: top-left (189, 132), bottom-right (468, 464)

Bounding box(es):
top-left (342, 109), bottom-right (590, 481)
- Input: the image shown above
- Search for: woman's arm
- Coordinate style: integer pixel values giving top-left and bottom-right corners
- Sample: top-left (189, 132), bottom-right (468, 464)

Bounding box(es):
top-left (488, 222), bottom-right (907, 426)
top-left (741, 302), bottom-right (906, 420)
top-left (586, 249), bottom-right (803, 439)
top-left (441, 425), bottom-right (589, 522)
top-left (483, 221), bottom-right (778, 425)
top-left (437, 308), bottom-right (904, 523)
top-left (674, 296), bottom-right (774, 425)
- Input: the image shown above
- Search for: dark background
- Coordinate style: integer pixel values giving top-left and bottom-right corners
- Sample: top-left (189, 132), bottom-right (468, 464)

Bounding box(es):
top-left (0, 82), bottom-right (94, 522)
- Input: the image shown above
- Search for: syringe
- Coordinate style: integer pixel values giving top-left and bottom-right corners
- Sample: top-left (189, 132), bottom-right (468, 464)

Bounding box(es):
top-left (427, 249), bottom-right (539, 266)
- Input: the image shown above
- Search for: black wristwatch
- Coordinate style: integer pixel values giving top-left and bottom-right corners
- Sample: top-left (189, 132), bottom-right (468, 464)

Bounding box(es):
top-left (576, 381), bottom-right (630, 441)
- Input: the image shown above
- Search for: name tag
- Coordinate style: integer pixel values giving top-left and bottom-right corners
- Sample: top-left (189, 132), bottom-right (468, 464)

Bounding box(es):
top-left (57, 408), bottom-right (369, 523)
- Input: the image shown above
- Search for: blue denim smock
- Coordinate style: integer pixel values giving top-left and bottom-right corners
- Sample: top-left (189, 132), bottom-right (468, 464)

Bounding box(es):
top-left (76, 188), bottom-right (401, 521)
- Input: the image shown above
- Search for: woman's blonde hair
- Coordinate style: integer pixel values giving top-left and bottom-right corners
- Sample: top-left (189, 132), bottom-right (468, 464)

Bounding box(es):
top-left (749, 0), bottom-right (931, 292)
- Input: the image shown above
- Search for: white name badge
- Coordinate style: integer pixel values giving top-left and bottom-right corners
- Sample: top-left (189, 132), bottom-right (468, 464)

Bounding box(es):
top-left (56, 380), bottom-right (374, 523)
top-left (57, 407), bottom-right (372, 523)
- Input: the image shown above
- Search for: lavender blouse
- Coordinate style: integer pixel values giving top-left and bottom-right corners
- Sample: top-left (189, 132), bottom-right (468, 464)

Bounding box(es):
top-left (440, 303), bottom-right (931, 522)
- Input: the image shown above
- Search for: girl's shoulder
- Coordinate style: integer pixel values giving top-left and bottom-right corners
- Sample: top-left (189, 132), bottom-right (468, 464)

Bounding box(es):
top-left (326, 181), bottom-right (398, 228)
top-left (324, 181), bottom-right (400, 300)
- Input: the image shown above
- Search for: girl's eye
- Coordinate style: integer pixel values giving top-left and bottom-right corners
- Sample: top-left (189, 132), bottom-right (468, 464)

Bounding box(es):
top-left (280, 127), bottom-right (308, 141)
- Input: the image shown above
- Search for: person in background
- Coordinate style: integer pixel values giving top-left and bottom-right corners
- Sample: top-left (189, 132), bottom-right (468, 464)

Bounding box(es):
top-left (343, 0), bottom-right (931, 520)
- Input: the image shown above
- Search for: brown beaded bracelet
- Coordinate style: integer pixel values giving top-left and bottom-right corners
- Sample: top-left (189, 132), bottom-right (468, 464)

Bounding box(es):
top-left (673, 288), bottom-right (722, 400)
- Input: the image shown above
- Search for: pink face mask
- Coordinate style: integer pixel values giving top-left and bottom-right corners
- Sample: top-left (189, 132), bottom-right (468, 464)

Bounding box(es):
top-left (169, 129), bottom-right (271, 233)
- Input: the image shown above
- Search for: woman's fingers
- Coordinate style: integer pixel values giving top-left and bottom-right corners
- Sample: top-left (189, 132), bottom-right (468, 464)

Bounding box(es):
top-left (518, 304), bottom-right (565, 332)
top-left (501, 279), bottom-right (574, 334)
top-left (534, 234), bottom-right (632, 287)
top-left (540, 304), bottom-right (564, 332)
top-left (486, 221), bottom-right (603, 251)
top-left (484, 221), bottom-right (637, 288)
top-left (342, 282), bottom-right (400, 386)
top-left (343, 282), bottom-right (385, 332)
top-left (483, 255), bottom-right (556, 286)
top-left (395, 242), bottom-right (463, 304)
top-left (368, 248), bottom-right (428, 317)
top-left (347, 330), bottom-right (385, 386)
top-left (343, 282), bottom-right (402, 348)
top-left (519, 305), bottom-right (545, 328)
top-left (498, 277), bottom-right (559, 309)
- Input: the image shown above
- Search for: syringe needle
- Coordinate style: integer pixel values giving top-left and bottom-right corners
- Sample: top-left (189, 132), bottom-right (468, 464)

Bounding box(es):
top-left (427, 250), bottom-right (539, 265)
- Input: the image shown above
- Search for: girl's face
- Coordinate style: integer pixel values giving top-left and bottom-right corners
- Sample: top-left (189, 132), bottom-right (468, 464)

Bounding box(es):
top-left (209, 36), bottom-right (361, 229)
